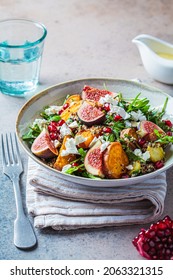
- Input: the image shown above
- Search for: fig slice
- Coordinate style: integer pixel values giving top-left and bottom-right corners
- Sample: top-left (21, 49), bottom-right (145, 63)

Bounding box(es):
top-left (31, 129), bottom-right (58, 158)
top-left (77, 101), bottom-right (105, 126)
top-left (82, 85), bottom-right (114, 102)
top-left (137, 120), bottom-right (166, 141)
top-left (84, 140), bottom-right (104, 177)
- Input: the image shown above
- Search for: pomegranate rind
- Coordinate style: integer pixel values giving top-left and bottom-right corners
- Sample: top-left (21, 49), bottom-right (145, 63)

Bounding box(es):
top-left (137, 120), bottom-right (166, 141)
top-left (84, 140), bottom-right (104, 177)
top-left (77, 101), bottom-right (105, 126)
top-left (82, 85), bottom-right (114, 102)
top-left (132, 216), bottom-right (173, 260)
top-left (31, 129), bottom-right (58, 158)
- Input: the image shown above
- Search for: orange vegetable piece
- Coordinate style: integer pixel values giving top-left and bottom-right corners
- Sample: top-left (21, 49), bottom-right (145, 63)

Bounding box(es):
top-left (65, 94), bottom-right (81, 103)
top-left (103, 142), bottom-right (129, 179)
top-left (75, 130), bottom-right (95, 149)
top-left (61, 100), bottom-right (82, 121)
top-left (54, 136), bottom-right (76, 171)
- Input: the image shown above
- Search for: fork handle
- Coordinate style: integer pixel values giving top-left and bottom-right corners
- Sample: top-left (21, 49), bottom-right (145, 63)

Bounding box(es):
top-left (12, 177), bottom-right (37, 249)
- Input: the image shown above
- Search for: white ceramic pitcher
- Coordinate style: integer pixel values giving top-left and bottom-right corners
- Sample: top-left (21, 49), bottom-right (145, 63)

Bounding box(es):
top-left (132, 34), bottom-right (173, 84)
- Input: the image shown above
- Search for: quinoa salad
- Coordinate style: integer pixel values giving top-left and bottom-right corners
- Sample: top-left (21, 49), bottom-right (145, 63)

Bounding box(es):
top-left (22, 85), bottom-right (173, 180)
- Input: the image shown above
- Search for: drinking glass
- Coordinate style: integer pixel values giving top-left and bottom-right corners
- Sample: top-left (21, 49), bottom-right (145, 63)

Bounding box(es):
top-left (0, 19), bottom-right (47, 96)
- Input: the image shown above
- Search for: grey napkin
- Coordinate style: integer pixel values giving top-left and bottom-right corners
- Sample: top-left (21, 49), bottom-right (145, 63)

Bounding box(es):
top-left (26, 158), bottom-right (167, 230)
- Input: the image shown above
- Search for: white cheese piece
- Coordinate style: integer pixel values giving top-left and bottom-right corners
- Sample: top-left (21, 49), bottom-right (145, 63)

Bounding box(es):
top-left (68, 121), bottom-right (78, 128)
top-left (126, 164), bottom-right (133, 170)
top-left (89, 136), bottom-right (98, 147)
top-left (32, 118), bottom-right (47, 129)
top-left (62, 164), bottom-right (71, 173)
top-left (45, 105), bottom-right (62, 116)
top-left (53, 139), bottom-right (61, 148)
top-left (130, 110), bottom-right (146, 121)
top-left (99, 94), bottom-right (118, 106)
top-left (134, 149), bottom-right (142, 157)
top-left (125, 120), bottom-right (132, 127)
top-left (60, 123), bottom-right (72, 137)
top-left (75, 135), bottom-right (87, 145)
top-left (61, 138), bottom-right (79, 156)
top-left (100, 141), bottom-right (110, 152)
top-left (133, 149), bottom-right (150, 161)
top-left (142, 151), bottom-right (150, 161)
top-left (110, 105), bottom-right (130, 119)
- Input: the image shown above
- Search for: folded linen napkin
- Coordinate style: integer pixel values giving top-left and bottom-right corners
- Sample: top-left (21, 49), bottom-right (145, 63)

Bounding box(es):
top-left (26, 158), bottom-right (167, 230)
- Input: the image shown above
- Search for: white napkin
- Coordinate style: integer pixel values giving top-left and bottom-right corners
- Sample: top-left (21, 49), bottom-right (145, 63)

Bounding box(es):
top-left (26, 158), bottom-right (167, 230)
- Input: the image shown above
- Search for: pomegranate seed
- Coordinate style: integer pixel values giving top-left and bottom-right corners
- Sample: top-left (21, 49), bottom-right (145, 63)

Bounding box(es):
top-left (58, 109), bottom-right (64, 115)
top-left (138, 138), bottom-right (146, 146)
top-left (132, 216), bottom-right (173, 260)
top-left (48, 124), bottom-right (57, 132)
top-left (63, 103), bottom-right (70, 110)
top-left (103, 103), bottom-right (110, 111)
top-left (49, 132), bottom-right (58, 140)
top-left (57, 119), bottom-right (65, 126)
top-left (155, 160), bottom-right (164, 169)
top-left (71, 162), bottom-right (79, 167)
top-left (166, 131), bottom-right (172, 136)
top-left (114, 114), bottom-right (122, 121)
top-left (164, 120), bottom-right (172, 128)
top-left (103, 127), bottom-right (112, 133)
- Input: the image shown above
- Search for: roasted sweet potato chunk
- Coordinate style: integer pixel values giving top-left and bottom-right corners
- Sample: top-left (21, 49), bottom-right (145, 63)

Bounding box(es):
top-left (65, 94), bottom-right (81, 103)
top-left (75, 129), bottom-right (95, 149)
top-left (61, 100), bottom-right (82, 121)
top-left (103, 142), bottom-right (129, 178)
top-left (54, 136), bottom-right (76, 171)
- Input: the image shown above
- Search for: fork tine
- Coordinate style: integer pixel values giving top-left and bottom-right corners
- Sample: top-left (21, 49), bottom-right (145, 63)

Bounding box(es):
top-left (9, 133), bottom-right (16, 163)
top-left (13, 132), bottom-right (22, 167)
top-left (5, 133), bottom-right (11, 165)
top-left (1, 134), bottom-right (7, 166)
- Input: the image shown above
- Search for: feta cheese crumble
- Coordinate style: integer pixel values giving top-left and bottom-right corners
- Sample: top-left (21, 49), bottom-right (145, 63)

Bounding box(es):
top-left (45, 105), bottom-right (62, 116)
top-left (133, 149), bottom-right (150, 161)
top-left (32, 118), bottom-right (48, 129)
top-left (109, 105), bottom-right (130, 119)
top-left (130, 110), bottom-right (146, 121)
top-left (99, 94), bottom-right (118, 106)
top-left (60, 123), bottom-right (72, 137)
top-left (62, 164), bottom-right (71, 173)
top-left (61, 138), bottom-right (79, 156)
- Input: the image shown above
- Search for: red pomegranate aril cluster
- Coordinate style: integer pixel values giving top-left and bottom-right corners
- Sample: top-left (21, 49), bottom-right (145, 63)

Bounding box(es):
top-left (58, 102), bottom-right (70, 115)
top-left (164, 120), bottom-right (173, 128)
top-left (114, 114), bottom-right (122, 121)
top-left (63, 102), bottom-right (70, 110)
top-left (132, 216), bottom-right (173, 260)
top-left (103, 103), bottom-right (110, 112)
top-left (155, 160), bottom-right (164, 169)
top-left (138, 138), bottom-right (146, 147)
top-left (166, 131), bottom-right (172, 136)
top-left (103, 127), bottom-right (112, 133)
top-left (48, 121), bottom-right (62, 140)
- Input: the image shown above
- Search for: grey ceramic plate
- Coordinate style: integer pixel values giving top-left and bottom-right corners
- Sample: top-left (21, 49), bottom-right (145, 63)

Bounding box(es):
top-left (16, 78), bottom-right (173, 187)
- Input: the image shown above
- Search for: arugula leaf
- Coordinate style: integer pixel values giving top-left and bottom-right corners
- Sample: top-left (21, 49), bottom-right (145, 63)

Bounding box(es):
top-left (127, 93), bottom-right (150, 114)
top-left (154, 129), bottom-right (173, 144)
top-left (125, 147), bottom-right (145, 163)
top-left (22, 124), bottom-right (41, 145)
top-left (147, 97), bottom-right (168, 124)
top-left (78, 147), bottom-right (87, 160)
top-left (64, 164), bottom-right (84, 174)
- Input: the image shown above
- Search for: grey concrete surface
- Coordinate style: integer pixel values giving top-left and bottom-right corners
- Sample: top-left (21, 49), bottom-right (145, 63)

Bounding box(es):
top-left (0, 0), bottom-right (173, 260)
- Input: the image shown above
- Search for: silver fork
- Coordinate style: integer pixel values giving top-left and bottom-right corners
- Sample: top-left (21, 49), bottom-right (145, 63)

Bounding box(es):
top-left (1, 132), bottom-right (37, 249)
